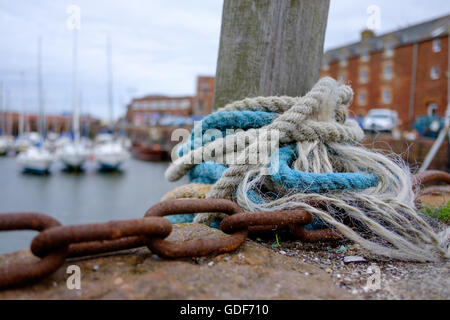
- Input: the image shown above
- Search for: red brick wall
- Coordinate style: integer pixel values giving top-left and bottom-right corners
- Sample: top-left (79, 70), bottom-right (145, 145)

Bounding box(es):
top-left (193, 76), bottom-right (215, 116)
top-left (414, 37), bottom-right (448, 121)
top-left (126, 96), bottom-right (194, 124)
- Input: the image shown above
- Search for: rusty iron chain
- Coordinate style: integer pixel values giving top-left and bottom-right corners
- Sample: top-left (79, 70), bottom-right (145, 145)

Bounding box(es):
top-left (413, 170), bottom-right (450, 188)
top-left (0, 213), bottom-right (68, 288)
top-left (0, 170), bottom-right (448, 288)
top-left (0, 199), bottom-right (331, 288)
top-left (144, 199), bottom-right (249, 258)
top-left (31, 217), bottom-right (173, 258)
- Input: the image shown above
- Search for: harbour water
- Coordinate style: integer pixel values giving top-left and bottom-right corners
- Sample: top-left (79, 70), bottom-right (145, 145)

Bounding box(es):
top-left (0, 157), bottom-right (187, 254)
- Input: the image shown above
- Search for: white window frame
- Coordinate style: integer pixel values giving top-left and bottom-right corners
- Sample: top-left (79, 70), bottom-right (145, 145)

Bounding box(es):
top-left (358, 92), bottom-right (366, 105)
top-left (384, 42), bottom-right (394, 57)
top-left (339, 53), bottom-right (348, 67)
top-left (384, 64), bottom-right (393, 80)
top-left (382, 89), bottom-right (391, 104)
top-left (432, 38), bottom-right (441, 52)
top-left (360, 48), bottom-right (370, 62)
top-left (430, 66), bottom-right (439, 80)
top-left (428, 103), bottom-right (438, 116)
top-left (360, 69), bottom-right (368, 83)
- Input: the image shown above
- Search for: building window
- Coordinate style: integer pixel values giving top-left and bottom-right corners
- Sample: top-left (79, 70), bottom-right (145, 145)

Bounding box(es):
top-left (430, 66), bottom-right (440, 79)
top-left (382, 89), bottom-right (391, 104)
top-left (360, 48), bottom-right (369, 62)
top-left (384, 65), bottom-right (393, 79)
top-left (358, 92), bottom-right (366, 105)
top-left (384, 42), bottom-right (394, 57)
top-left (428, 103), bottom-right (438, 116)
top-left (432, 38), bottom-right (441, 52)
top-left (198, 100), bottom-right (204, 113)
top-left (322, 59), bottom-right (329, 71)
top-left (360, 69), bottom-right (368, 83)
top-left (339, 54), bottom-right (348, 67)
top-left (180, 100), bottom-right (190, 109)
top-left (338, 73), bottom-right (346, 82)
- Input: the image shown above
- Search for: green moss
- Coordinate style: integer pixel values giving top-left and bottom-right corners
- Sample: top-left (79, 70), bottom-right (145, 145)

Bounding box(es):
top-left (419, 201), bottom-right (450, 223)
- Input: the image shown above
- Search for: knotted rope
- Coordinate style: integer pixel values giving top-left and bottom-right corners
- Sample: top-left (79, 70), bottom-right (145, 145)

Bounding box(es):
top-left (165, 77), bottom-right (449, 262)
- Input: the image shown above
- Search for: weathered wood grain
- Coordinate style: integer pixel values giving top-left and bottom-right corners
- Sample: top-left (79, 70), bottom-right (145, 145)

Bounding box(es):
top-left (213, 0), bottom-right (330, 110)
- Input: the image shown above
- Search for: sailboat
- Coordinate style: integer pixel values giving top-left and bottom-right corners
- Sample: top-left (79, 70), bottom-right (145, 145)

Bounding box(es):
top-left (94, 36), bottom-right (129, 170)
top-left (0, 138), bottom-right (8, 156)
top-left (0, 82), bottom-right (11, 155)
top-left (57, 28), bottom-right (89, 171)
top-left (0, 83), bottom-right (16, 155)
top-left (17, 37), bottom-right (54, 174)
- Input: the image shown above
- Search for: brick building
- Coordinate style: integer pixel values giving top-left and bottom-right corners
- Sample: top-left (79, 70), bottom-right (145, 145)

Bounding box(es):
top-left (0, 112), bottom-right (98, 136)
top-left (126, 95), bottom-right (194, 126)
top-left (193, 76), bottom-right (215, 116)
top-left (321, 14), bottom-right (449, 129)
top-left (126, 75), bottom-right (216, 126)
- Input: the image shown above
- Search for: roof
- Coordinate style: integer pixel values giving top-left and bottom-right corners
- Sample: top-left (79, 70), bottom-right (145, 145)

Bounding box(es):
top-left (325, 14), bottom-right (450, 63)
top-left (134, 95), bottom-right (193, 101)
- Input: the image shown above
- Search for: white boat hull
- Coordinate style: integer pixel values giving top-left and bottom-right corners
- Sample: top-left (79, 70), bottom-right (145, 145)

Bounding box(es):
top-left (60, 155), bottom-right (87, 169)
top-left (17, 147), bottom-right (54, 173)
top-left (94, 141), bottom-right (129, 170)
top-left (57, 143), bottom-right (90, 169)
top-left (0, 136), bottom-right (15, 154)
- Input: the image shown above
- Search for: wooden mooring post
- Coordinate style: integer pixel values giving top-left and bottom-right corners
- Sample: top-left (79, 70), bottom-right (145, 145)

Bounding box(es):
top-left (213, 0), bottom-right (330, 110)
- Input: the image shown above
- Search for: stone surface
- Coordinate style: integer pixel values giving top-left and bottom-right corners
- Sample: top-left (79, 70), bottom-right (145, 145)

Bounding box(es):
top-left (267, 239), bottom-right (450, 300)
top-left (0, 223), bottom-right (353, 300)
top-left (343, 256), bottom-right (366, 264)
top-left (419, 193), bottom-right (449, 207)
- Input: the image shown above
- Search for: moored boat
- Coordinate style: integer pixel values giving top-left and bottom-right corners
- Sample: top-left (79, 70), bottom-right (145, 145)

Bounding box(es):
top-left (57, 142), bottom-right (90, 171)
top-left (94, 140), bottom-right (130, 170)
top-left (0, 135), bottom-right (14, 155)
top-left (131, 143), bottom-right (167, 161)
top-left (17, 145), bottom-right (54, 174)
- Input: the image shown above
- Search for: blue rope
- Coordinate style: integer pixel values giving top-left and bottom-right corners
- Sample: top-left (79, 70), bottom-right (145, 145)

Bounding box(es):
top-left (187, 145), bottom-right (378, 193)
top-left (188, 162), bottom-right (227, 184)
top-left (179, 110), bottom-right (277, 156)
top-left (165, 214), bottom-right (221, 229)
top-left (269, 145), bottom-right (379, 193)
top-left (186, 162), bottom-right (330, 230)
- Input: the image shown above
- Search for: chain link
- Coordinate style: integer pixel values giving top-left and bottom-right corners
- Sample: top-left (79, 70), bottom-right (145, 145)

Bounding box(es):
top-left (0, 213), bottom-right (68, 288)
top-left (144, 199), bottom-right (248, 258)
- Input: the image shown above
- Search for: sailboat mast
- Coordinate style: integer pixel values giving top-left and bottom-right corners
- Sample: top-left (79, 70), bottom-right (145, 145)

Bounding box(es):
top-left (0, 81), bottom-right (4, 135)
top-left (19, 71), bottom-right (25, 137)
top-left (72, 29), bottom-right (80, 143)
top-left (107, 36), bottom-right (114, 131)
top-left (37, 37), bottom-right (45, 140)
top-left (5, 88), bottom-right (11, 136)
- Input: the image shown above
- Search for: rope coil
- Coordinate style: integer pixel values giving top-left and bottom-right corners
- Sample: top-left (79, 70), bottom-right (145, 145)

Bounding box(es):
top-left (165, 77), bottom-right (450, 262)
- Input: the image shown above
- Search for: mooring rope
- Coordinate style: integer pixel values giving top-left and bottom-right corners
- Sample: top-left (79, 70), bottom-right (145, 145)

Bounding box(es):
top-left (165, 77), bottom-right (450, 262)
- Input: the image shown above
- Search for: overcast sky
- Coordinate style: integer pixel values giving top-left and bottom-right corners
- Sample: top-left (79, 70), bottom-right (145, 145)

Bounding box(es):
top-left (0, 0), bottom-right (449, 120)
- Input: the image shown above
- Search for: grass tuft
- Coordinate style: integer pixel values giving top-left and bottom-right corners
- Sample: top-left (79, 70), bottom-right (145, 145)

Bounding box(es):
top-left (419, 201), bottom-right (450, 223)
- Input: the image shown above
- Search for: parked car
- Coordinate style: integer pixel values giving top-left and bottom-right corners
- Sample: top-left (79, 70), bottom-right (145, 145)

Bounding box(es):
top-left (413, 115), bottom-right (444, 138)
top-left (363, 109), bottom-right (399, 132)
